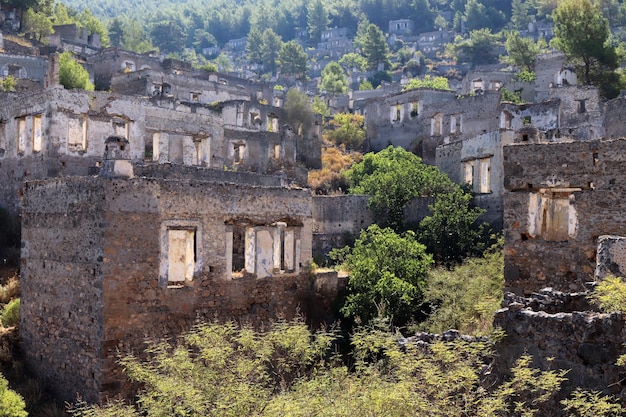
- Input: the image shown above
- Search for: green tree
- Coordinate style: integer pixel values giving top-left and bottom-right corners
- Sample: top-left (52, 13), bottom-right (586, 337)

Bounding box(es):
top-left (320, 61), bottom-right (348, 94)
top-left (502, 30), bottom-right (547, 72)
top-left (464, 0), bottom-right (506, 31)
top-left (261, 28), bottom-right (283, 75)
top-left (403, 75), bottom-right (449, 91)
top-left (326, 113), bottom-right (366, 148)
top-left (150, 21), bottom-right (185, 54)
top-left (552, 0), bottom-right (622, 98)
top-left (511, 0), bottom-right (534, 29)
top-left (211, 53), bottom-right (233, 72)
top-left (284, 88), bottom-right (314, 135)
top-left (360, 23), bottom-right (390, 70)
top-left (59, 52), bottom-right (94, 90)
top-left (448, 29), bottom-right (502, 66)
top-left (108, 17), bottom-right (124, 47)
top-left (345, 146), bottom-right (453, 230)
top-left (0, 373), bottom-right (27, 417)
top-left (332, 224), bottom-right (433, 326)
top-left (121, 20), bottom-right (154, 53)
top-left (338, 52), bottom-right (367, 73)
top-left (77, 8), bottom-right (110, 47)
top-left (278, 40), bottom-right (308, 78)
top-left (419, 186), bottom-right (486, 263)
top-left (246, 28), bottom-right (264, 70)
top-left (307, 0), bottom-right (329, 44)
top-left (22, 7), bottom-right (53, 41)
top-left (51, 3), bottom-right (75, 26)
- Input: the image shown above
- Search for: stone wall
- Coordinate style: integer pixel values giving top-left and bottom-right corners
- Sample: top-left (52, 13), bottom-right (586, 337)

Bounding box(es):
top-left (20, 174), bottom-right (342, 403)
top-left (495, 290), bottom-right (626, 396)
top-left (364, 89), bottom-right (501, 164)
top-left (503, 139), bottom-right (626, 294)
top-left (436, 130), bottom-right (514, 228)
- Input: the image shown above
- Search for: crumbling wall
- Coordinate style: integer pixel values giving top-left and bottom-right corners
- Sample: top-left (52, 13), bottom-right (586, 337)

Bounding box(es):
top-left (495, 289), bottom-right (626, 396)
top-left (503, 139), bottom-right (626, 294)
top-left (365, 89), bottom-right (501, 164)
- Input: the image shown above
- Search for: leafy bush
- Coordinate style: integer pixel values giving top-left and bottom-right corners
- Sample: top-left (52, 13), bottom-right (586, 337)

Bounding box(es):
top-left (307, 147), bottom-right (361, 194)
top-left (325, 113), bottom-right (366, 149)
top-left (588, 275), bottom-right (626, 312)
top-left (331, 224), bottom-right (433, 326)
top-left (71, 319), bottom-right (595, 417)
top-left (59, 52), bottom-right (95, 91)
top-left (402, 75), bottom-right (450, 91)
top-left (1, 299), bottom-right (19, 328)
top-left (0, 373), bottom-right (27, 417)
top-left (420, 242), bottom-right (504, 335)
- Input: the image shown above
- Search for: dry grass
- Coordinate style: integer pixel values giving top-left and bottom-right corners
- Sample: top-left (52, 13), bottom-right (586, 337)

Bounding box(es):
top-left (308, 146), bottom-right (362, 194)
top-left (4, 34), bottom-right (34, 48)
top-left (0, 276), bottom-right (20, 304)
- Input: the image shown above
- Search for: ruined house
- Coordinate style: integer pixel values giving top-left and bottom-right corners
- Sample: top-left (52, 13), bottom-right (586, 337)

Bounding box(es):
top-left (364, 88), bottom-right (501, 164)
top-left (19, 137), bottom-right (332, 403)
top-left (502, 138), bottom-right (626, 294)
top-left (0, 86), bottom-right (313, 215)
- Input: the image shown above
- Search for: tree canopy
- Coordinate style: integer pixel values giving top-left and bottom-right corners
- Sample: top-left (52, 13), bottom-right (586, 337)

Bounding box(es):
top-left (58, 52), bottom-right (94, 90)
top-left (332, 224), bottom-right (433, 325)
top-left (552, 0), bottom-right (624, 98)
top-left (320, 62), bottom-right (348, 94)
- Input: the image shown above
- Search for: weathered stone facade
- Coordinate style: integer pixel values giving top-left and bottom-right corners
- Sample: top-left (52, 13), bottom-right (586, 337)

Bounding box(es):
top-left (364, 88), bottom-right (501, 164)
top-left (0, 88), bottom-right (309, 214)
top-left (20, 171), bottom-right (339, 403)
top-left (503, 139), bottom-right (626, 294)
top-left (495, 289), bottom-right (626, 396)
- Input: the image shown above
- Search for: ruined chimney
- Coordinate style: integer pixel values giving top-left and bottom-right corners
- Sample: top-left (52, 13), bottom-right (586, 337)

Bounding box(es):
top-left (100, 136), bottom-right (134, 178)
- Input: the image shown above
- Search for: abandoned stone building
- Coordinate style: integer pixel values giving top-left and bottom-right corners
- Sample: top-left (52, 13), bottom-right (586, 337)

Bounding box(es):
top-left (19, 138), bottom-right (329, 402)
top-left (0, 85), bottom-right (317, 215)
top-left (503, 138), bottom-right (626, 294)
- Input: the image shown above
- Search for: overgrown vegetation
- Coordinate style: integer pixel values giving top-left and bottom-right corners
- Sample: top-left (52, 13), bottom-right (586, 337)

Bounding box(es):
top-left (59, 52), bottom-right (94, 91)
top-left (419, 240), bottom-right (503, 335)
top-left (307, 147), bottom-right (362, 195)
top-left (69, 317), bottom-right (626, 417)
top-left (330, 225), bottom-right (433, 326)
top-left (0, 299), bottom-right (19, 328)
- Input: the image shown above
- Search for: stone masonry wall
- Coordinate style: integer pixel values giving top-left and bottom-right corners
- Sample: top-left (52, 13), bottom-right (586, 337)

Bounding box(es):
top-left (503, 139), bottom-right (626, 294)
top-left (495, 290), bottom-right (626, 397)
top-left (21, 175), bottom-right (336, 402)
top-left (21, 178), bottom-right (106, 403)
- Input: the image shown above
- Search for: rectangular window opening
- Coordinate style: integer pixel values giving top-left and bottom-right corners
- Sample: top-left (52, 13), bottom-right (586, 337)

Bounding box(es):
top-left (32, 114), bottom-right (42, 152)
top-left (167, 227), bottom-right (196, 285)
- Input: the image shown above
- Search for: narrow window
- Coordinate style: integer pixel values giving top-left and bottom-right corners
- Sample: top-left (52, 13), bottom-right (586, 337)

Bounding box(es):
top-left (0, 120), bottom-right (6, 158)
top-left (431, 113), bottom-right (443, 135)
top-left (190, 92), bottom-right (200, 102)
top-left (273, 144), bottom-right (281, 159)
top-left (17, 116), bottom-right (26, 153)
top-left (68, 115), bottom-right (87, 152)
top-left (167, 228), bottom-right (196, 284)
top-left (233, 142), bottom-right (246, 164)
top-left (32, 114), bottom-right (42, 152)
top-left (450, 115), bottom-right (457, 134)
top-left (463, 161), bottom-right (474, 189)
top-left (577, 99), bottom-right (586, 113)
top-left (479, 157), bottom-right (491, 193)
top-left (112, 118), bottom-right (128, 139)
top-left (151, 132), bottom-right (160, 161)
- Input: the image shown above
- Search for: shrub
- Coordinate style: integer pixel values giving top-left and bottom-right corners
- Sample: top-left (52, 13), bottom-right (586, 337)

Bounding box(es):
top-left (1, 299), bottom-right (19, 327)
top-left (588, 275), bottom-right (626, 312)
top-left (0, 373), bottom-right (27, 417)
top-left (0, 277), bottom-right (19, 305)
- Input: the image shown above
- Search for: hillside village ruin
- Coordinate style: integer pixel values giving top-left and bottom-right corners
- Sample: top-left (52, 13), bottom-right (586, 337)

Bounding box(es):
top-left (4, 13), bottom-right (626, 404)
